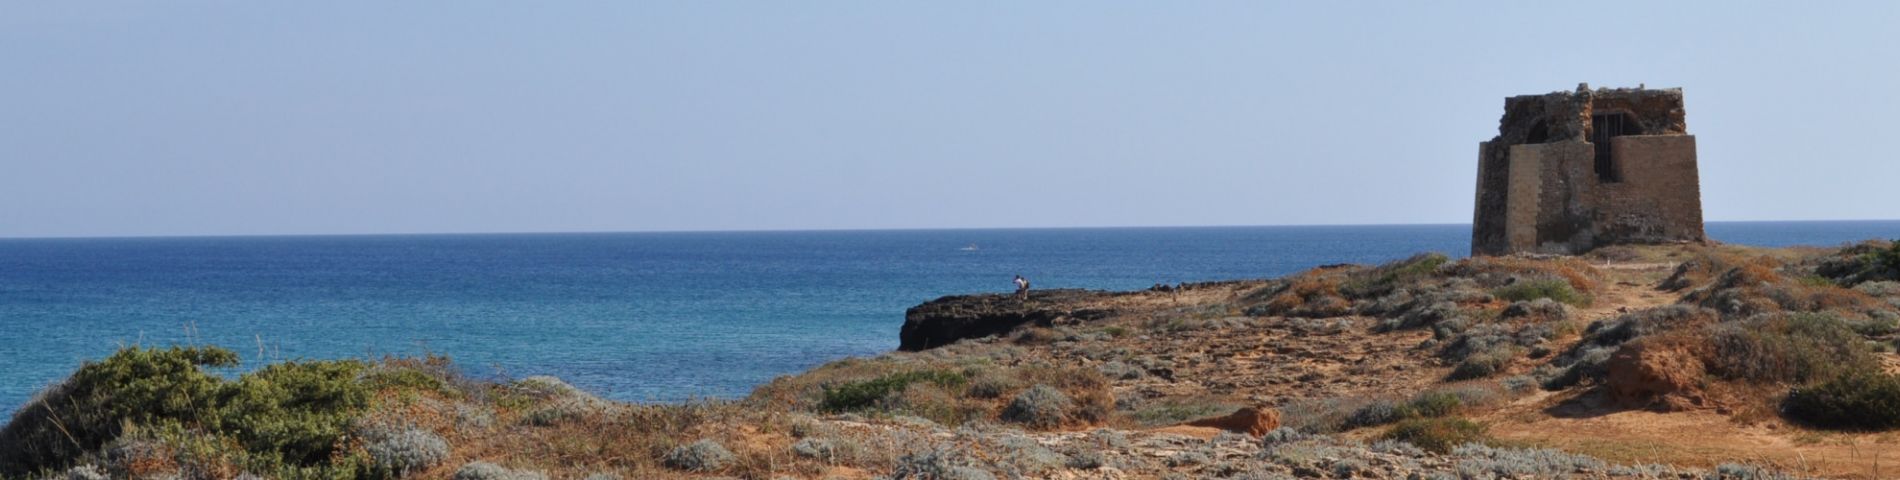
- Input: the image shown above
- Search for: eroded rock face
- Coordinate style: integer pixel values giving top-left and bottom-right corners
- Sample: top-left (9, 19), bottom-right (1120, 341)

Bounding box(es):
top-left (1185, 407), bottom-right (1283, 437)
top-left (899, 289), bottom-right (1117, 351)
top-left (1604, 336), bottom-right (1708, 411)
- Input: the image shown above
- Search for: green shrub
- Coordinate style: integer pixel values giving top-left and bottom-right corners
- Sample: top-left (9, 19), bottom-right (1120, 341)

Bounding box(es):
top-left (1492, 278), bottom-right (1588, 306)
top-left (1343, 253), bottom-right (1449, 298)
top-left (1707, 313), bottom-right (1877, 384)
top-left (0, 346), bottom-right (375, 476)
top-left (1448, 353), bottom-right (1509, 381)
top-left (362, 368), bottom-right (450, 396)
top-left (1345, 400), bottom-right (1403, 429)
top-left (1784, 372), bottom-right (1900, 430)
top-left (818, 370), bottom-right (966, 413)
top-left (1876, 241), bottom-right (1900, 278)
top-left (1401, 391), bottom-right (1465, 418)
top-left (1382, 417), bottom-right (1487, 454)
top-left (1816, 240), bottom-right (1900, 286)
top-left (218, 359), bottom-right (371, 464)
top-left (664, 439), bottom-right (736, 472)
top-left (963, 373), bottom-right (1021, 399)
top-left (1130, 397), bottom-right (1238, 427)
top-left (0, 346), bottom-right (237, 475)
top-left (1000, 384), bottom-right (1072, 429)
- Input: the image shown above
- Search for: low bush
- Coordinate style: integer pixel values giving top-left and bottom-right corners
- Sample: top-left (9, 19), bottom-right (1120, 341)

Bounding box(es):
top-left (664, 439), bottom-right (736, 472)
top-left (362, 425), bottom-right (451, 478)
top-left (963, 372), bottom-right (1021, 400)
top-left (58, 465), bottom-right (110, 480)
top-left (1450, 444), bottom-right (1609, 478)
top-left (1128, 396), bottom-right (1239, 427)
top-left (1342, 253), bottom-right (1450, 298)
top-left (994, 435), bottom-right (1069, 475)
top-left (1337, 385), bottom-right (1501, 431)
top-left (1815, 240), bottom-right (1900, 286)
top-left (1684, 254), bottom-right (1887, 319)
top-left (1492, 278), bottom-right (1588, 306)
top-left (1345, 400), bottom-right (1403, 430)
top-left (1539, 345), bottom-right (1615, 389)
top-left (1278, 396), bottom-right (1373, 433)
top-left (889, 448), bottom-right (997, 480)
top-left (1253, 271), bottom-right (1353, 318)
top-left (1001, 384), bottom-right (1072, 429)
top-left (452, 462), bottom-right (548, 480)
top-left (1501, 298), bottom-right (1568, 321)
top-left (1705, 313), bottom-right (1877, 384)
top-left (1382, 417), bottom-right (1487, 454)
top-left (218, 359), bottom-right (373, 464)
top-left (1783, 371), bottom-right (1900, 430)
top-left (1440, 322), bottom-right (1519, 381)
top-left (1403, 391), bottom-right (1466, 418)
top-left (1661, 249), bottom-right (1763, 292)
top-left (1444, 256), bottom-right (1602, 297)
top-left (791, 437), bottom-right (865, 463)
top-left (1097, 361), bottom-right (1144, 380)
top-left (0, 346), bottom-right (373, 476)
top-left (819, 370), bottom-right (966, 413)
top-left (0, 347), bottom-right (235, 474)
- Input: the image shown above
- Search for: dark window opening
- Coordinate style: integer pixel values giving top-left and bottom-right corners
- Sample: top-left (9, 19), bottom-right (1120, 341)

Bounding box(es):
top-left (1526, 119), bottom-right (1549, 144)
top-left (1591, 112), bottom-right (1642, 183)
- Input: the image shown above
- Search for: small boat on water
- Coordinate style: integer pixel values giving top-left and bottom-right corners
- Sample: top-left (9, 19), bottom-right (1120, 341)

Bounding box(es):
top-left (959, 243), bottom-right (979, 251)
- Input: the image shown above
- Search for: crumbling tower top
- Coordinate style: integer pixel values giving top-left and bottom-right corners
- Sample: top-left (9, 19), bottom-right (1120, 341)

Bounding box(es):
top-left (1471, 84), bottom-right (1705, 255)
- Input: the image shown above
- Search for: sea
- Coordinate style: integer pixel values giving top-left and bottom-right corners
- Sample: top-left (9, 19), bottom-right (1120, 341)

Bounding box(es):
top-left (1, 221), bottom-right (1896, 415)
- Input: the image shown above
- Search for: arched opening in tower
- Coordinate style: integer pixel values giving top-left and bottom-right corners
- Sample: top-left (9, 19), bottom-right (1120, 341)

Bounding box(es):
top-left (1590, 112), bottom-right (1642, 183)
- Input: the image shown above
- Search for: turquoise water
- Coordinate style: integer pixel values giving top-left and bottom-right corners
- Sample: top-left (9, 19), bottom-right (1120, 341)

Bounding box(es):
top-left (1, 221), bottom-right (1895, 414)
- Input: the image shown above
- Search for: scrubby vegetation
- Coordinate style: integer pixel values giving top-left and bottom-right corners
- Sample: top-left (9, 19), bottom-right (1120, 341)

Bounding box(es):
top-left (1381, 416), bottom-right (1488, 454)
top-left (0, 346), bottom-right (373, 477)
top-left (1783, 371), bottom-right (1900, 430)
top-left (818, 370), bottom-right (966, 413)
top-left (1814, 239), bottom-right (1900, 286)
top-left (752, 353), bottom-right (1114, 431)
top-left (1491, 277), bottom-right (1589, 306)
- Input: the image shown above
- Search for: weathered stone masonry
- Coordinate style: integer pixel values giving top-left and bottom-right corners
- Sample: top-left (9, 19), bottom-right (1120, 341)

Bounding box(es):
top-left (1471, 84), bottom-right (1706, 255)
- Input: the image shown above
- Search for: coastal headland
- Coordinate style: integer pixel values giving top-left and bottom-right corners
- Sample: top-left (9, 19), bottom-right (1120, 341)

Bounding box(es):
top-left (4, 240), bottom-right (1899, 479)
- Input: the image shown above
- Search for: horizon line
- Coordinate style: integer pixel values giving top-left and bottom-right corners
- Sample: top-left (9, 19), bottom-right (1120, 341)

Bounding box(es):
top-left (4, 218), bottom-right (1898, 241)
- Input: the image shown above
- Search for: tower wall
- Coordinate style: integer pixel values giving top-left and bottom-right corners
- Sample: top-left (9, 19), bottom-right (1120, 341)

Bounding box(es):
top-left (1471, 85), bottom-right (1705, 256)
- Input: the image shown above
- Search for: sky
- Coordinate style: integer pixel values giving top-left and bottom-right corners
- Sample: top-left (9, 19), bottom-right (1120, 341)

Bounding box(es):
top-left (2, 2), bottom-right (1895, 238)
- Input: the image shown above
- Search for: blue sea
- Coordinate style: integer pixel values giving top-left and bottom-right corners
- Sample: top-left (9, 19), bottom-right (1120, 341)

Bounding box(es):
top-left (1, 221), bottom-right (1895, 415)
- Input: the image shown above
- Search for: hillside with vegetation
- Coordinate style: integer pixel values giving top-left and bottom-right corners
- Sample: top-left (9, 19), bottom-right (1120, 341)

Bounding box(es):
top-left (5, 240), bottom-right (1899, 479)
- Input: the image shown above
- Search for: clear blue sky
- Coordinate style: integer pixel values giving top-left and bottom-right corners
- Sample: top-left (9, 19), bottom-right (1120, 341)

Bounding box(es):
top-left (3, 2), bottom-right (1895, 237)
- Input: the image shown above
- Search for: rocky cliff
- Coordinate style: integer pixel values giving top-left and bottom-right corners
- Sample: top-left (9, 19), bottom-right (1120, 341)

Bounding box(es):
top-left (898, 289), bottom-right (1120, 351)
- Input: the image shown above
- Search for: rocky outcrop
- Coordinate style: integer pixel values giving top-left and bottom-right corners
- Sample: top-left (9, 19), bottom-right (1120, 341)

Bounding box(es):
top-left (899, 289), bottom-right (1118, 351)
top-left (1604, 335), bottom-right (1710, 411)
top-left (1185, 407), bottom-right (1283, 437)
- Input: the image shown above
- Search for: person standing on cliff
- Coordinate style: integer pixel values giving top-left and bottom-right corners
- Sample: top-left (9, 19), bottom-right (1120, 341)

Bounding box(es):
top-left (1013, 275), bottom-right (1031, 301)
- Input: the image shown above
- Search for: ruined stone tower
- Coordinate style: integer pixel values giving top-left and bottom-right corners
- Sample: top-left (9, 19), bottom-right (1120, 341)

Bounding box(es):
top-left (1471, 84), bottom-right (1706, 256)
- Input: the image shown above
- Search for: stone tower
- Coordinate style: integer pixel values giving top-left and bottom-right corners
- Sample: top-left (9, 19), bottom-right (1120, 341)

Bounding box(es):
top-left (1471, 84), bottom-right (1706, 256)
